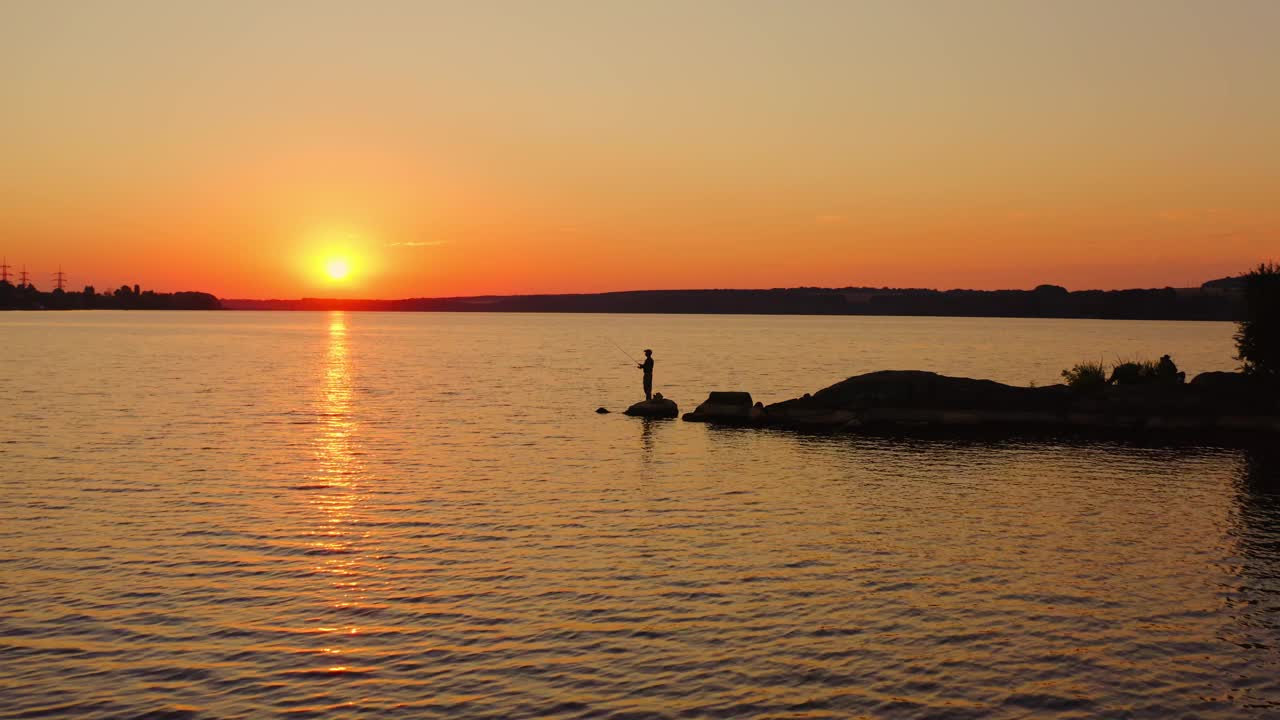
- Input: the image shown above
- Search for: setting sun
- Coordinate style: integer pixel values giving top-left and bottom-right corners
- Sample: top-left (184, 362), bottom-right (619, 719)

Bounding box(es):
top-left (325, 258), bottom-right (351, 281)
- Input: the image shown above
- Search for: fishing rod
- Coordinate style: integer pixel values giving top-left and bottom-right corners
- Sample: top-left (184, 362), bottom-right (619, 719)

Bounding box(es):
top-left (607, 338), bottom-right (640, 365)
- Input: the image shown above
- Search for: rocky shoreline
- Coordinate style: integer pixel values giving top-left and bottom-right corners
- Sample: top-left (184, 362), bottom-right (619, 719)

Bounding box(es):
top-left (657, 370), bottom-right (1280, 435)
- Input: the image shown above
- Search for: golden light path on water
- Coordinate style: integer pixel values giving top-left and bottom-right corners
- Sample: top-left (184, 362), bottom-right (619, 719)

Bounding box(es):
top-left (308, 312), bottom-right (374, 673)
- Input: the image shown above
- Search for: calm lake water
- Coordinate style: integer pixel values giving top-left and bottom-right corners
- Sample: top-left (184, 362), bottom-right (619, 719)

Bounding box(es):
top-left (2, 311), bottom-right (1277, 719)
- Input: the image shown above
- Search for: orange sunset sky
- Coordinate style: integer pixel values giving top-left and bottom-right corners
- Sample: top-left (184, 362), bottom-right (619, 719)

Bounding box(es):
top-left (2, 1), bottom-right (1277, 299)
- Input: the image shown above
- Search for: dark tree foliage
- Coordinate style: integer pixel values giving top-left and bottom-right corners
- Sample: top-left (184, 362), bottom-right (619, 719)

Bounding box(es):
top-left (1236, 262), bottom-right (1280, 378)
top-left (0, 281), bottom-right (220, 310)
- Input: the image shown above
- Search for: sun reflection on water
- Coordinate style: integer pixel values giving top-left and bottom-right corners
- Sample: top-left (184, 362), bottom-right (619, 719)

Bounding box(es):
top-left (306, 311), bottom-right (374, 639)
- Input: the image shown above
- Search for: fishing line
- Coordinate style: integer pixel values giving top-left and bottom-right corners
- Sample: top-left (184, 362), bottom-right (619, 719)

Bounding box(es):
top-left (606, 338), bottom-right (639, 365)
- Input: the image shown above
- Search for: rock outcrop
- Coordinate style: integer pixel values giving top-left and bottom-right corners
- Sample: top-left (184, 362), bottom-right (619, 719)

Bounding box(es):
top-left (623, 393), bottom-right (679, 419)
top-left (1189, 371), bottom-right (1255, 391)
top-left (682, 392), bottom-right (767, 425)
top-left (755, 370), bottom-right (1279, 434)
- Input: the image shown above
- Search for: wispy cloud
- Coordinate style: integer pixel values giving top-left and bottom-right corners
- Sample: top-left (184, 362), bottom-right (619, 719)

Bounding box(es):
top-left (387, 240), bottom-right (447, 248)
top-left (1155, 207), bottom-right (1226, 223)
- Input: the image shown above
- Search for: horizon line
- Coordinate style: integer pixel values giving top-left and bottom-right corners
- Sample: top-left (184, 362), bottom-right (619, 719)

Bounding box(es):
top-left (218, 280), bottom-right (1236, 303)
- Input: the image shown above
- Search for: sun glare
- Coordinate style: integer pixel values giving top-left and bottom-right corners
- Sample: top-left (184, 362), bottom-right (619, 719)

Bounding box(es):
top-left (325, 258), bottom-right (351, 281)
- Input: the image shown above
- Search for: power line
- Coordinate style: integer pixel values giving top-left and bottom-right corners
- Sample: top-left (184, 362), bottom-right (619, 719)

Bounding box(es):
top-left (53, 266), bottom-right (67, 291)
top-left (0, 258), bottom-right (10, 284)
top-left (18, 266), bottom-right (30, 287)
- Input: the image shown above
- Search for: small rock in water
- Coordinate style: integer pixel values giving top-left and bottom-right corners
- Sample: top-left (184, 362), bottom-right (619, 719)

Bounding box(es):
top-left (595, 407), bottom-right (610, 414)
top-left (623, 396), bottom-right (679, 418)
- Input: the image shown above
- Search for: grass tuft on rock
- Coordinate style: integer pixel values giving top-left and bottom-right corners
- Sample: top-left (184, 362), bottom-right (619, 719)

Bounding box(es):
top-left (1061, 361), bottom-right (1108, 390)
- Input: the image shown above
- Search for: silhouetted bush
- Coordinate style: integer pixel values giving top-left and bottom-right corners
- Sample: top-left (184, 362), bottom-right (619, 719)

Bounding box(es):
top-left (1236, 262), bottom-right (1280, 379)
top-left (1109, 359), bottom-right (1161, 385)
top-left (1062, 361), bottom-right (1107, 390)
top-left (1063, 355), bottom-right (1185, 389)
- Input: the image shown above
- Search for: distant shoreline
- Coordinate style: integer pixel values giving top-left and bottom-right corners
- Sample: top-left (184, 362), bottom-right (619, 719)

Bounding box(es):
top-left (0, 283), bottom-right (221, 311)
top-left (3, 281), bottom-right (1245, 321)
top-left (219, 284), bottom-right (1242, 322)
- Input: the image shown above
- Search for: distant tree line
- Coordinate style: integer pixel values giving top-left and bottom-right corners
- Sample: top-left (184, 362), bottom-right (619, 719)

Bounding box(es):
top-left (225, 282), bottom-right (1243, 321)
top-left (0, 281), bottom-right (221, 310)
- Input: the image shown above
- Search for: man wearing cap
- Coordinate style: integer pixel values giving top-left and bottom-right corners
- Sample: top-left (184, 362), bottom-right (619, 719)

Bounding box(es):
top-left (638, 349), bottom-right (655, 401)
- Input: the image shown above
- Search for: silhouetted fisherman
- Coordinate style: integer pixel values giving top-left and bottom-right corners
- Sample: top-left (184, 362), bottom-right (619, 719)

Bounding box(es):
top-left (638, 349), bottom-right (654, 400)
